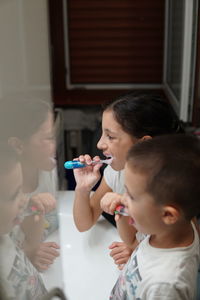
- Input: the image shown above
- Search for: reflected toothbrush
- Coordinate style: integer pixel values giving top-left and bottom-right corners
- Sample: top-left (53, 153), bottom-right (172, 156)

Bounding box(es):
top-left (17, 206), bottom-right (40, 223)
top-left (64, 157), bottom-right (113, 169)
top-left (23, 206), bottom-right (41, 217)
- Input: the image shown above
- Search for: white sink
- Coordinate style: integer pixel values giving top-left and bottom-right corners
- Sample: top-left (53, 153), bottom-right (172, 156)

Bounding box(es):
top-left (42, 191), bottom-right (120, 300)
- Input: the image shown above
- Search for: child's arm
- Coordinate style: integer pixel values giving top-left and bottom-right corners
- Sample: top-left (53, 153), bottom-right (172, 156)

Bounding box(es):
top-left (115, 215), bottom-right (138, 249)
top-left (21, 214), bottom-right (44, 257)
top-left (73, 177), bottom-right (112, 231)
top-left (73, 154), bottom-right (112, 231)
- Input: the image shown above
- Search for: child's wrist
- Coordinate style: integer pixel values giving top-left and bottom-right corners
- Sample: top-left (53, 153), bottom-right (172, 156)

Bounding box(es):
top-left (75, 184), bottom-right (92, 193)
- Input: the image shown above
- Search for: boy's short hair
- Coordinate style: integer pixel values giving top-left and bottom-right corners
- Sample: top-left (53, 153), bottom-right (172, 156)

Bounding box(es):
top-left (127, 134), bottom-right (200, 220)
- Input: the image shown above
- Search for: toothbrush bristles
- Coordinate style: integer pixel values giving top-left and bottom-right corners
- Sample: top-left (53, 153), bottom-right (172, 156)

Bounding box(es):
top-left (90, 158), bottom-right (113, 165)
top-left (100, 157), bottom-right (113, 165)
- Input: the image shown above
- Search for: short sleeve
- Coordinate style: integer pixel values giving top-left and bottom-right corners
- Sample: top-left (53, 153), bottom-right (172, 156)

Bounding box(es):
top-left (103, 166), bottom-right (125, 194)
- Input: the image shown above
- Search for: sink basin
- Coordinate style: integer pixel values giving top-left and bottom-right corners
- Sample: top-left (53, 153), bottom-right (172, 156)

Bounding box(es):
top-left (42, 191), bottom-right (120, 300)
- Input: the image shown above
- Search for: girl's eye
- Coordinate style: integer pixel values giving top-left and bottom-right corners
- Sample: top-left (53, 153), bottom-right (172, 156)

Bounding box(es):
top-left (106, 134), bottom-right (114, 140)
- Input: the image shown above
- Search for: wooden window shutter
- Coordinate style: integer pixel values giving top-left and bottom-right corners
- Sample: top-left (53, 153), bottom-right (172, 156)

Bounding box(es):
top-left (66, 0), bottom-right (165, 85)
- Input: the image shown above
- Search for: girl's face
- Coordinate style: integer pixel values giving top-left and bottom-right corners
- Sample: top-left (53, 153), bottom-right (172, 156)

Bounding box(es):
top-left (122, 163), bottom-right (164, 235)
top-left (22, 111), bottom-right (56, 171)
top-left (0, 163), bottom-right (26, 235)
top-left (97, 110), bottom-right (138, 170)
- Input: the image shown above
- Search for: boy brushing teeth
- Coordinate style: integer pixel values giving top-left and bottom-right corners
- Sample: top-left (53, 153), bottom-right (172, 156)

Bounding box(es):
top-left (101, 134), bottom-right (200, 299)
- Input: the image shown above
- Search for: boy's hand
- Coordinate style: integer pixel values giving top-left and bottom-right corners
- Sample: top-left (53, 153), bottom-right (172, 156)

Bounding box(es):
top-left (30, 193), bottom-right (56, 215)
top-left (100, 192), bottom-right (123, 215)
top-left (109, 241), bottom-right (133, 269)
top-left (30, 242), bottom-right (60, 271)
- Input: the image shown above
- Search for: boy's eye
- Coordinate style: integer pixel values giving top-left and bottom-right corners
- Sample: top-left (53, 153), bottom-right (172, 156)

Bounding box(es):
top-left (124, 189), bottom-right (134, 201)
top-left (129, 194), bottom-right (134, 201)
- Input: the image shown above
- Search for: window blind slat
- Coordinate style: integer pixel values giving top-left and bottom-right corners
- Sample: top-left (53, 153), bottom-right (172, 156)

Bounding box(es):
top-left (67, 0), bottom-right (164, 84)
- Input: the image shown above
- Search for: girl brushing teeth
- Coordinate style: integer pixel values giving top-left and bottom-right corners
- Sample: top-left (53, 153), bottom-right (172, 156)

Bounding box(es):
top-left (72, 92), bottom-right (183, 268)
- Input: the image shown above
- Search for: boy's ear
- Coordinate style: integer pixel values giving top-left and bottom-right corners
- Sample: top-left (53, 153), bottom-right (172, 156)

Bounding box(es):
top-left (162, 205), bottom-right (181, 225)
top-left (8, 137), bottom-right (24, 155)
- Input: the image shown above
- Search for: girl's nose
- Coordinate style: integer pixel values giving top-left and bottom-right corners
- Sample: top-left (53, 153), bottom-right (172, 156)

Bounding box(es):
top-left (97, 136), bottom-right (106, 150)
top-left (97, 139), bottom-right (102, 150)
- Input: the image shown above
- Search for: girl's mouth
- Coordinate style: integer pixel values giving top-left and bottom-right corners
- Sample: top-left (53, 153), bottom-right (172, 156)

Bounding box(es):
top-left (105, 157), bottom-right (113, 165)
top-left (49, 157), bottom-right (57, 166)
top-left (103, 154), bottom-right (114, 164)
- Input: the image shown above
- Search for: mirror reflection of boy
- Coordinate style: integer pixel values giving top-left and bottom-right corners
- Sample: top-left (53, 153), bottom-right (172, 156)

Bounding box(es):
top-left (0, 143), bottom-right (47, 299)
top-left (102, 134), bottom-right (200, 299)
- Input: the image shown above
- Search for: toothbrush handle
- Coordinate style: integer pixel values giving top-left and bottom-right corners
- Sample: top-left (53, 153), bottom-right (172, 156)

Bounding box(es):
top-left (64, 161), bottom-right (86, 169)
top-left (64, 160), bottom-right (103, 169)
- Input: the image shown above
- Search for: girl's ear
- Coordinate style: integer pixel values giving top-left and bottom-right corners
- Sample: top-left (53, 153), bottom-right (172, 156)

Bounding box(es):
top-left (8, 137), bottom-right (24, 155)
top-left (141, 135), bottom-right (152, 141)
top-left (162, 206), bottom-right (181, 225)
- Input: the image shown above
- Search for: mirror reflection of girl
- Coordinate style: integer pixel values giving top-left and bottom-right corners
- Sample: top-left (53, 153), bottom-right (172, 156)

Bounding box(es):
top-left (0, 143), bottom-right (47, 299)
top-left (73, 92), bottom-right (183, 268)
top-left (0, 97), bottom-right (59, 271)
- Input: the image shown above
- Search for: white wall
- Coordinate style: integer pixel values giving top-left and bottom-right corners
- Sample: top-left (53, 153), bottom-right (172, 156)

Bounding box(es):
top-left (0, 0), bottom-right (52, 101)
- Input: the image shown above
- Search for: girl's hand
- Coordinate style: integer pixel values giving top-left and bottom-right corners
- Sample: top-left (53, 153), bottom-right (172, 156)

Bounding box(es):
top-left (109, 241), bottom-right (133, 269)
top-left (73, 154), bottom-right (102, 191)
top-left (30, 193), bottom-right (56, 215)
top-left (100, 192), bottom-right (123, 215)
top-left (30, 242), bottom-right (60, 271)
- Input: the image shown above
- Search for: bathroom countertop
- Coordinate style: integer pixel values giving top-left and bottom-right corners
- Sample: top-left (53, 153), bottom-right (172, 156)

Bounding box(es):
top-left (42, 191), bottom-right (120, 300)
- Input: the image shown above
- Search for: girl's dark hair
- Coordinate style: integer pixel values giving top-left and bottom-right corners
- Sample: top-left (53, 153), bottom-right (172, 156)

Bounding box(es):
top-left (0, 96), bottom-right (52, 141)
top-left (103, 91), bottom-right (183, 138)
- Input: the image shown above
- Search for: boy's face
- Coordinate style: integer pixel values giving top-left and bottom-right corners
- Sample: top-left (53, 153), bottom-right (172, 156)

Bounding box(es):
top-left (0, 163), bottom-right (25, 235)
top-left (122, 163), bottom-right (164, 235)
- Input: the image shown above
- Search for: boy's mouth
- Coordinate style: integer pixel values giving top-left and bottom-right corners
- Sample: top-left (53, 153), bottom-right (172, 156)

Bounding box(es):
top-left (13, 207), bottom-right (26, 225)
top-left (128, 217), bottom-right (135, 226)
top-left (13, 215), bottom-right (22, 225)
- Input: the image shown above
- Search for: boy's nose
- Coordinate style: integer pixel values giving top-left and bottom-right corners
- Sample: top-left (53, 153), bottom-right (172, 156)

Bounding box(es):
top-left (19, 193), bottom-right (28, 209)
top-left (121, 193), bottom-right (128, 206)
